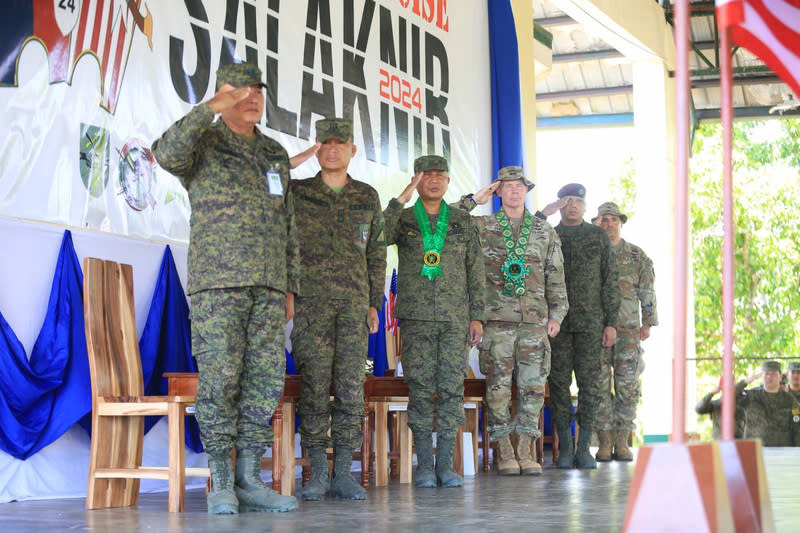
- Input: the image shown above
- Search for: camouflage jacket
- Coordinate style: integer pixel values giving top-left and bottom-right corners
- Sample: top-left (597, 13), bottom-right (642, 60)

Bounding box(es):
top-left (552, 222), bottom-right (620, 332)
top-left (384, 198), bottom-right (485, 323)
top-left (614, 240), bottom-right (658, 330)
top-left (694, 380), bottom-right (748, 439)
top-left (152, 104), bottom-right (299, 296)
top-left (471, 210), bottom-right (568, 327)
top-left (740, 387), bottom-right (800, 446)
top-left (290, 174), bottom-right (386, 308)
top-left (790, 388), bottom-right (800, 402)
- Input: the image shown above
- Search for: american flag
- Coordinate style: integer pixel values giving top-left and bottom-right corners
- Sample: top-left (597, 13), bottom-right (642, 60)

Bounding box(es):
top-left (387, 269), bottom-right (398, 334)
top-left (715, 0), bottom-right (800, 97)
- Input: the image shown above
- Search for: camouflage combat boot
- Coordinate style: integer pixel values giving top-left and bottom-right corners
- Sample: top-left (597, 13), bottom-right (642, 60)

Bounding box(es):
top-left (496, 436), bottom-right (520, 475)
top-left (302, 446), bottom-right (330, 501)
top-left (613, 429), bottom-right (634, 462)
top-left (595, 430), bottom-right (613, 462)
top-left (413, 434), bottom-right (436, 488)
top-left (573, 428), bottom-right (597, 469)
top-left (330, 447), bottom-right (366, 500)
top-left (234, 448), bottom-right (299, 512)
top-left (435, 435), bottom-right (463, 488)
top-left (516, 435), bottom-right (542, 476)
top-left (555, 424), bottom-right (575, 469)
top-left (207, 453), bottom-right (238, 514)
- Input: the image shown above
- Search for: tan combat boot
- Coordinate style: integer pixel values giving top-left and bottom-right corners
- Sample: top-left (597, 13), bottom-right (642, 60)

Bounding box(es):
top-left (595, 430), bottom-right (613, 462)
top-left (613, 429), bottom-right (634, 462)
top-left (496, 436), bottom-right (520, 475)
top-left (516, 435), bottom-right (542, 475)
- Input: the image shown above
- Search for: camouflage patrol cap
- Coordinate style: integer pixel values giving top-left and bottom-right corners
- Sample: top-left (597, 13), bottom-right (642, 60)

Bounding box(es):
top-left (788, 362), bottom-right (800, 372)
top-left (495, 166), bottom-right (534, 194)
top-left (761, 360), bottom-right (782, 372)
top-left (595, 201), bottom-right (628, 223)
top-left (216, 62), bottom-right (266, 90)
top-left (557, 183), bottom-right (586, 198)
top-left (414, 155), bottom-right (448, 173)
top-left (316, 118), bottom-right (353, 143)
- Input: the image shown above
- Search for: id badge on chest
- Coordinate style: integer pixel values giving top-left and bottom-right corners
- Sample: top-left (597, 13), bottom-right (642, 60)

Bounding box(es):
top-left (266, 168), bottom-right (284, 196)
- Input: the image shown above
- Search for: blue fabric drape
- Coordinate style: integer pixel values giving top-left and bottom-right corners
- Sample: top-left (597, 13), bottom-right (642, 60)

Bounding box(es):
top-left (368, 296), bottom-right (389, 377)
top-left (0, 230), bottom-right (91, 459)
top-left (488, 0), bottom-right (524, 213)
top-left (138, 246), bottom-right (203, 453)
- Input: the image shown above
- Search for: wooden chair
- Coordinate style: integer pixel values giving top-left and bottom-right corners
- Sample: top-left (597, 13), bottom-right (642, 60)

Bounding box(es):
top-left (83, 258), bottom-right (209, 512)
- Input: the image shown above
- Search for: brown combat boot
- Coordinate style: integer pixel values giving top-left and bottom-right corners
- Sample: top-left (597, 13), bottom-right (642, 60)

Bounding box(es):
top-left (595, 430), bottom-right (613, 462)
top-left (496, 436), bottom-right (520, 475)
top-left (516, 435), bottom-right (542, 476)
top-left (613, 429), bottom-right (634, 462)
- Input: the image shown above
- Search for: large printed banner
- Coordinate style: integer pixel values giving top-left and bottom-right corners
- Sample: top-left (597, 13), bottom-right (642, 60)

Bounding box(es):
top-left (0, 0), bottom-right (492, 243)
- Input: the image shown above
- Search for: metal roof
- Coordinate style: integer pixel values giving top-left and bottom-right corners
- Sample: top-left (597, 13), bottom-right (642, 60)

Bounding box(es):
top-left (533, 0), bottom-right (799, 127)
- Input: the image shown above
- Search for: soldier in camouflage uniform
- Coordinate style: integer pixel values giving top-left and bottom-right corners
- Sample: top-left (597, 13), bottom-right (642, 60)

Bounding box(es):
top-left (289, 118), bottom-right (386, 501)
top-left (455, 167), bottom-right (568, 475)
top-left (591, 202), bottom-right (658, 462)
top-left (740, 360), bottom-right (800, 446)
top-left (152, 63), bottom-right (299, 514)
top-left (536, 184), bottom-right (620, 469)
top-left (695, 375), bottom-right (754, 440)
top-left (787, 362), bottom-right (800, 402)
top-left (384, 155), bottom-right (485, 488)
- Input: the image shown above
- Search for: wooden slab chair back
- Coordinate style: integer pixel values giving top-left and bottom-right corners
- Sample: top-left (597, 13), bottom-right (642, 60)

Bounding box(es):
top-left (84, 257), bottom-right (208, 512)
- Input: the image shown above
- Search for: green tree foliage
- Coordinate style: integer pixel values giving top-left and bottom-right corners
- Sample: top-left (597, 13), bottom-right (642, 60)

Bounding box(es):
top-left (691, 119), bottom-right (800, 385)
top-left (607, 157), bottom-right (638, 219)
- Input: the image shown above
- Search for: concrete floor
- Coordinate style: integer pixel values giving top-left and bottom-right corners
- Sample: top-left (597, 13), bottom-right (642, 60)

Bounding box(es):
top-left (1, 448), bottom-right (798, 532)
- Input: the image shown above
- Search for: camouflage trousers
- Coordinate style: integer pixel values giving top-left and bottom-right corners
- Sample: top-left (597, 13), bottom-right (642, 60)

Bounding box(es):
top-left (548, 329), bottom-right (603, 433)
top-left (595, 327), bottom-right (642, 431)
top-left (191, 287), bottom-right (286, 455)
top-left (292, 298), bottom-right (368, 450)
top-left (479, 321), bottom-right (551, 441)
top-left (401, 320), bottom-right (469, 438)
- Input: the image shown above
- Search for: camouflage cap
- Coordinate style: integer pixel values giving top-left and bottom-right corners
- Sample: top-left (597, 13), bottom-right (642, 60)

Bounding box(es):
top-left (595, 201), bottom-right (628, 223)
top-left (495, 166), bottom-right (534, 194)
top-left (316, 118), bottom-right (353, 143)
top-left (557, 183), bottom-right (586, 199)
top-left (762, 360), bottom-right (782, 372)
top-left (216, 62), bottom-right (266, 90)
top-left (414, 155), bottom-right (448, 173)
top-left (788, 362), bottom-right (800, 372)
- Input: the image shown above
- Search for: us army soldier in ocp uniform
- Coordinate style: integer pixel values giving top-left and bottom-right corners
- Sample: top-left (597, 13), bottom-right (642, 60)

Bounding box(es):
top-left (456, 167), bottom-right (568, 475)
top-left (740, 360), bottom-right (800, 446)
top-left (537, 184), bottom-right (620, 469)
top-left (289, 118), bottom-right (386, 501)
top-left (151, 63), bottom-right (298, 514)
top-left (385, 155), bottom-right (485, 488)
top-left (592, 202), bottom-right (658, 462)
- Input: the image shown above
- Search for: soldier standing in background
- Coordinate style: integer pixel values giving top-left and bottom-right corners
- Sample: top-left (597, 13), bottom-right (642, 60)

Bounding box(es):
top-left (695, 374), bottom-right (756, 440)
top-left (740, 360), bottom-right (800, 446)
top-left (787, 362), bottom-right (800, 402)
top-left (385, 155), bottom-right (485, 488)
top-left (457, 167), bottom-right (568, 475)
top-left (537, 184), bottom-right (620, 469)
top-left (152, 63), bottom-right (298, 514)
top-left (592, 202), bottom-right (658, 462)
top-left (289, 118), bottom-right (386, 501)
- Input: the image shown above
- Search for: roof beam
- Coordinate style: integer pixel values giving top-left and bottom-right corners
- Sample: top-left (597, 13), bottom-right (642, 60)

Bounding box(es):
top-left (535, 15), bottom-right (575, 28)
top-left (691, 75), bottom-right (785, 88)
top-left (536, 84), bottom-right (633, 100)
top-left (695, 106), bottom-right (800, 121)
top-left (537, 113), bottom-right (634, 128)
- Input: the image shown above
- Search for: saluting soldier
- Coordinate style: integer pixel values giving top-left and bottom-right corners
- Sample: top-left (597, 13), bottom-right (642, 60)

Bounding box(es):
top-left (152, 63), bottom-right (299, 514)
top-left (384, 155), bottom-right (485, 488)
top-left (536, 184), bottom-right (620, 469)
top-left (457, 167), bottom-right (568, 475)
top-left (289, 118), bottom-right (386, 501)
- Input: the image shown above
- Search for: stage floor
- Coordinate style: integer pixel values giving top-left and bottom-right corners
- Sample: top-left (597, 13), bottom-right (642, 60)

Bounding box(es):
top-left (1, 447), bottom-right (798, 532)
